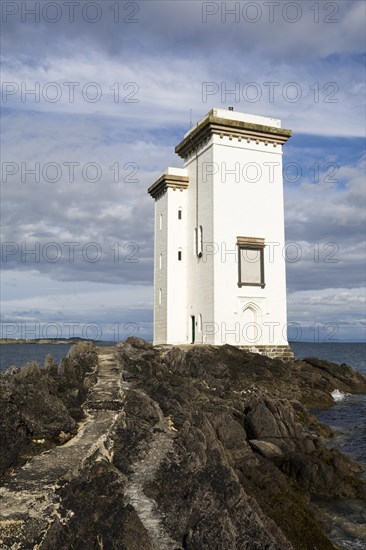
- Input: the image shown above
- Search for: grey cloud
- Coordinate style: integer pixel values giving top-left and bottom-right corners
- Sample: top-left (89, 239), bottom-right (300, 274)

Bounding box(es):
top-left (2, 1), bottom-right (364, 62)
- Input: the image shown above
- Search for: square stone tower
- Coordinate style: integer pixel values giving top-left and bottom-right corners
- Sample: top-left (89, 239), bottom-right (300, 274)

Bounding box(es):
top-left (148, 108), bottom-right (293, 360)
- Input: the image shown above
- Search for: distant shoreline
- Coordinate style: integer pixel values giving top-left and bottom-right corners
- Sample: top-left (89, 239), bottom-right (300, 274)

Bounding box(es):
top-left (0, 339), bottom-right (115, 345)
top-left (1, 339), bottom-right (365, 345)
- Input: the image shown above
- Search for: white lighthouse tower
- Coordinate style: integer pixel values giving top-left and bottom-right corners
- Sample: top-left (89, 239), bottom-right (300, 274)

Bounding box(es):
top-left (148, 108), bottom-right (294, 360)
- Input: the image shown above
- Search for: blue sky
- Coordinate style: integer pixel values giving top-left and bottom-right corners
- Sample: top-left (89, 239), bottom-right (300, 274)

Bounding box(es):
top-left (1, 0), bottom-right (365, 342)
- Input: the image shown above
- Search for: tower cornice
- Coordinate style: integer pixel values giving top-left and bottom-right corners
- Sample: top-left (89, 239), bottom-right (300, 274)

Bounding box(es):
top-left (148, 173), bottom-right (189, 199)
top-left (175, 111), bottom-right (292, 159)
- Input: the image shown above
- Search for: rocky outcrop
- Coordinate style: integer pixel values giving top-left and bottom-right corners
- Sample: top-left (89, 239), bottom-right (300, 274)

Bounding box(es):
top-left (0, 350), bottom-right (123, 549)
top-left (0, 342), bottom-right (98, 477)
top-left (0, 339), bottom-right (365, 549)
top-left (112, 340), bottom-right (365, 549)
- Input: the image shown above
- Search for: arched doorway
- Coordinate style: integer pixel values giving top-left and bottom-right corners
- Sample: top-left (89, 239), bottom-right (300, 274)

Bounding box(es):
top-left (242, 303), bottom-right (262, 345)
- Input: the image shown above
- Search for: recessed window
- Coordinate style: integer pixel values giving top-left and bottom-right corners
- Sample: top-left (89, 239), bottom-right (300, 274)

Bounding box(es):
top-left (159, 253), bottom-right (162, 269)
top-left (237, 237), bottom-right (265, 288)
top-left (178, 209), bottom-right (182, 220)
top-left (159, 214), bottom-right (162, 230)
top-left (178, 250), bottom-right (182, 261)
top-left (195, 226), bottom-right (203, 257)
top-left (158, 288), bottom-right (162, 305)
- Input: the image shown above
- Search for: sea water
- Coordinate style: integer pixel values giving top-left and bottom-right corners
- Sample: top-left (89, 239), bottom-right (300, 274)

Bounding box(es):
top-left (291, 343), bottom-right (366, 466)
top-left (0, 342), bottom-right (114, 372)
top-left (0, 343), bottom-right (74, 371)
top-left (291, 342), bottom-right (366, 549)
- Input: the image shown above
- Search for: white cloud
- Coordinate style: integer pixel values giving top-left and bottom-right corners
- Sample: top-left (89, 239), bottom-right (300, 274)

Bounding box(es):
top-left (1, 45), bottom-right (365, 137)
top-left (287, 287), bottom-right (366, 341)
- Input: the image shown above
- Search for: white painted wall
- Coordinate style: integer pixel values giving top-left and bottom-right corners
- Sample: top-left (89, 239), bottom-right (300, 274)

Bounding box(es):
top-left (165, 186), bottom-right (188, 344)
top-left (153, 193), bottom-right (168, 344)
top-left (152, 110), bottom-right (290, 347)
top-left (183, 140), bottom-right (215, 344)
top-left (211, 135), bottom-right (288, 345)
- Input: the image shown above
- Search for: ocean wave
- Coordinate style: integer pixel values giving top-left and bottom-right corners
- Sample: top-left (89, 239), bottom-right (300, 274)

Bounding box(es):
top-left (331, 389), bottom-right (348, 402)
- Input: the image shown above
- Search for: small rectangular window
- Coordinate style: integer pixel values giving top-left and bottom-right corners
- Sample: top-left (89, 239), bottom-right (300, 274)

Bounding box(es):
top-left (158, 288), bottom-right (162, 305)
top-left (159, 214), bottom-right (162, 230)
top-left (237, 237), bottom-right (265, 288)
top-left (159, 254), bottom-right (162, 269)
top-left (178, 209), bottom-right (182, 220)
top-left (178, 250), bottom-right (182, 261)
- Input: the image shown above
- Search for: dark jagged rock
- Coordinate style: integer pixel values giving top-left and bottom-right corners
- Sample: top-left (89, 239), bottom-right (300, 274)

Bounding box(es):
top-left (113, 340), bottom-right (365, 549)
top-left (0, 340), bottom-right (365, 549)
top-left (0, 342), bottom-right (98, 477)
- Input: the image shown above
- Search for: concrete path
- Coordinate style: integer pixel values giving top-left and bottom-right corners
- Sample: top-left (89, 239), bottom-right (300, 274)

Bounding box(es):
top-left (0, 351), bottom-right (123, 549)
top-left (0, 348), bottom-right (181, 550)
top-left (0, 350), bottom-right (182, 550)
top-left (123, 386), bottom-right (180, 550)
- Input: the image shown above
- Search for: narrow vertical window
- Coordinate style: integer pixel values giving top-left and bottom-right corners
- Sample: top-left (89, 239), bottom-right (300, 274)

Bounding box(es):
top-left (159, 253), bottom-right (162, 269)
top-left (178, 209), bottom-right (182, 220)
top-left (159, 288), bottom-right (162, 305)
top-left (191, 316), bottom-right (195, 344)
top-left (178, 250), bottom-right (182, 261)
top-left (198, 225), bottom-right (203, 257)
top-left (159, 214), bottom-right (162, 230)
